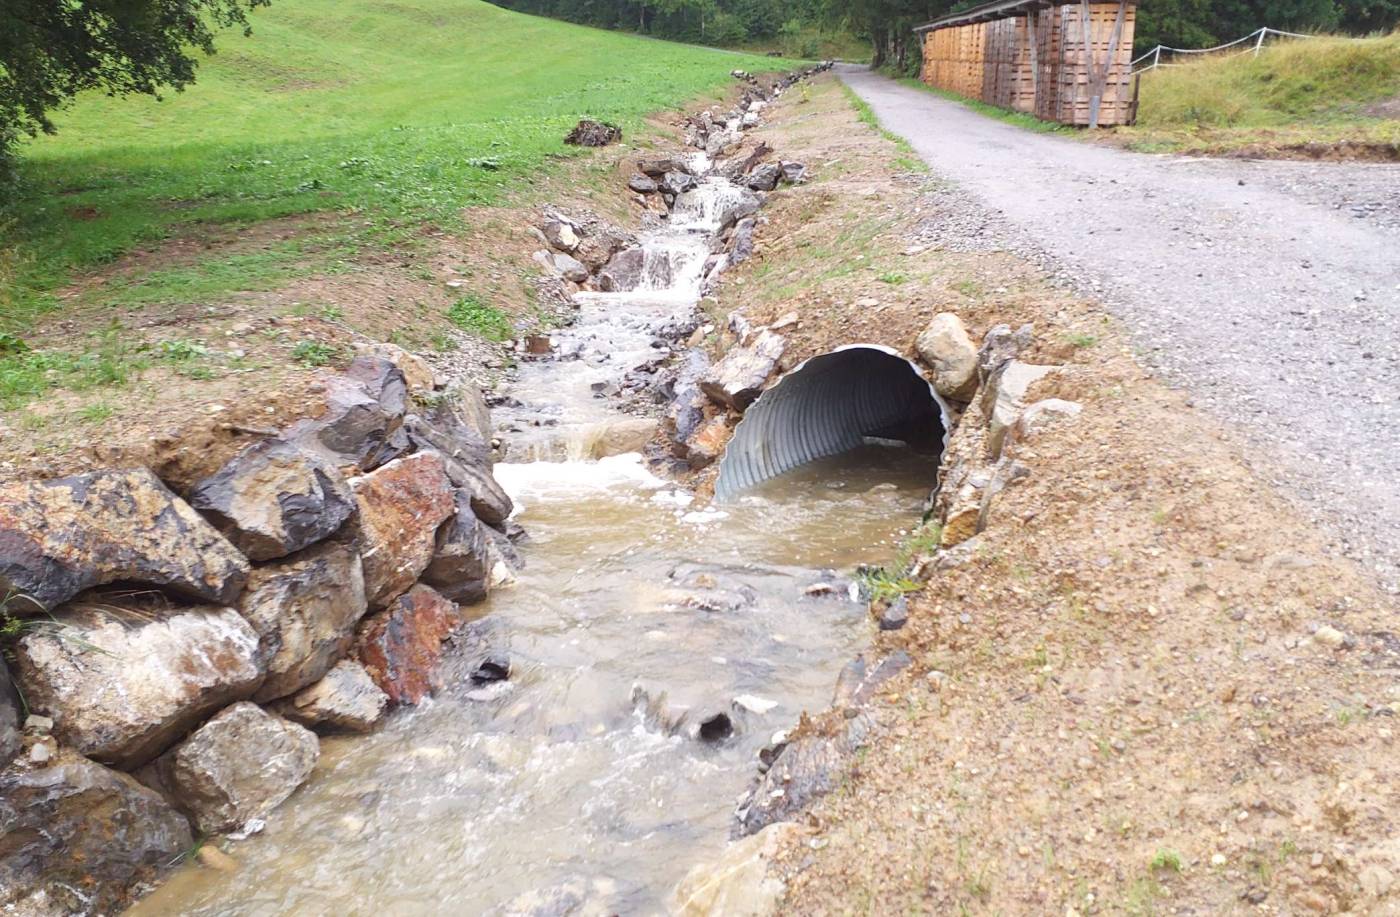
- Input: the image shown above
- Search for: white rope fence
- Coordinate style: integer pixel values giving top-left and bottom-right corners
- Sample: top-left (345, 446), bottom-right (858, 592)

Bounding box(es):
top-left (1131, 26), bottom-right (1320, 74)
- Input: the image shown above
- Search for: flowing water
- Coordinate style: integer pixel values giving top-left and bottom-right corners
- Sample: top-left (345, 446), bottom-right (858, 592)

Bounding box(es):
top-left (130, 179), bottom-right (939, 916)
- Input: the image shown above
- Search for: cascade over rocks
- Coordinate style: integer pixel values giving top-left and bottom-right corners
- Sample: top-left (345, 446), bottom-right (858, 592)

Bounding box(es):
top-left (347, 451), bottom-right (457, 608)
top-left (12, 601), bottom-right (264, 769)
top-left (274, 659), bottom-right (388, 734)
top-left (356, 583), bottom-right (463, 705)
top-left (188, 439), bottom-right (357, 562)
top-left (0, 467), bottom-right (249, 613)
top-left (598, 247), bottom-right (663, 293)
top-left (0, 749), bottom-right (193, 914)
top-left (240, 541), bottom-right (370, 702)
top-left (153, 702), bottom-right (319, 835)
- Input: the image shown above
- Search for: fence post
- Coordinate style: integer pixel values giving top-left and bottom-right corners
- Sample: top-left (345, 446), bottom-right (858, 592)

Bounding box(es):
top-left (1153, 45), bottom-right (1161, 70)
top-left (1253, 27), bottom-right (1267, 56)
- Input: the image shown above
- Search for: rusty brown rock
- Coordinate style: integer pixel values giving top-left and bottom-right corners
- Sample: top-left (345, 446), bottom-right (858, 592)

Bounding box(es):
top-left (155, 702), bottom-right (318, 835)
top-left (699, 329), bottom-right (784, 412)
top-left (0, 467), bottom-right (250, 614)
top-left (11, 600), bottom-right (263, 769)
top-left (187, 439), bottom-right (357, 562)
top-left (356, 584), bottom-right (462, 705)
top-left (348, 452), bottom-right (456, 608)
top-left (240, 542), bottom-right (369, 703)
top-left (0, 749), bottom-right (193, 914)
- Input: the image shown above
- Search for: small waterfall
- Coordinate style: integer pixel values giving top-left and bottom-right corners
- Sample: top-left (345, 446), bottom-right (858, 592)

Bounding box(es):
top-left (672, 181), bottom-right (751, 233)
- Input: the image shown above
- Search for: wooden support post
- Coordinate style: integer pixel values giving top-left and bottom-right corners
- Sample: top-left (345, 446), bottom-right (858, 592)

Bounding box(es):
top-left (1084, 0), bottom-right (1128, 128)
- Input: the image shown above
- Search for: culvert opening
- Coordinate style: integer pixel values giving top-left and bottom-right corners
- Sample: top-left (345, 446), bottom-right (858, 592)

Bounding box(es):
top-left (714, 345), bottom-right (949, 502)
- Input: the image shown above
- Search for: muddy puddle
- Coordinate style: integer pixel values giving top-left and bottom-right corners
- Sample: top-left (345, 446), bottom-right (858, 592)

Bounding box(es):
top-left (131, 171), bottom-right (939, 916)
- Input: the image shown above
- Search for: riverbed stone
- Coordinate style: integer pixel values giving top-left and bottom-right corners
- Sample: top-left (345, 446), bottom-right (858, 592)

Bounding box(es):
top-left (671, 823), bottom-right (803, 917)
top-left (241, 542), bottom-right (369, 702)
top-left (0, 749), bottom-right (194, 914)
top-left (916, 312), bottom-right (979, 401)
top-left (11, 601), bottom-right (263, 769)
top-left (717, 188), bottom-right (762, 231)
top-left (700, 329), bottom-right (785, 412)
top-left (405, 414), bottom-right (513, 526)
top-left (746, 162), bottom-right (782, 192)
top-left (588, 417), bottom-right (659, 459)
top-left (660, 170), bottom-right (699, 197)
top-left (273, 659), bottom-right (388, 733)
top-left (188, 439), bottom-right (357, 562)
top-left (598, 247), bottom-right (665, 293)
top-left (735, 713), bottom-right (874, 836)
top-left (729, 217), bottom-right (757, 266)
top-left (0, 467), bottom-right (250, 614)
top-left (638, 156), bottom-right (693, 177)
top-left (422, 493), bottom-right (492, 605)
top-left (156, 702), bottom-right (319, 835)
top-left (348, 452), bottom-right (456, 608)
top-left (574, 222), bottom-right (635, 272)
top-left (552, 252), bottom-right (590, 283)
top-left (0, 658), bottom-right (21, 769)
top-left (356, 584), bottom-right (463, 705)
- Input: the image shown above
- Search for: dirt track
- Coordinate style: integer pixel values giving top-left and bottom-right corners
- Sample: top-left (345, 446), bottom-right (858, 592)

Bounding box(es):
top-left (839, 65), bottom-right (1400, 592)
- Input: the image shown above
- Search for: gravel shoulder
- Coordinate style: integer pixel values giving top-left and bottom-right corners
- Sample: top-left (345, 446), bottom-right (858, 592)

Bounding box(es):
top-left (840, 66), bottom-right (1400, 591)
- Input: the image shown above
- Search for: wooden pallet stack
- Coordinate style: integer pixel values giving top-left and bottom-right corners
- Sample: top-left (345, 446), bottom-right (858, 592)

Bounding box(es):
top-left (916, 0), bottom-right (1136, 127)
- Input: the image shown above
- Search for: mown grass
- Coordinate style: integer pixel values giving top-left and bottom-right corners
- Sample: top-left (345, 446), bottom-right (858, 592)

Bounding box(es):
top-left (1119, 31), bottom-right (1400, 153)
top-left (0, 0), bottom-right (797, 337)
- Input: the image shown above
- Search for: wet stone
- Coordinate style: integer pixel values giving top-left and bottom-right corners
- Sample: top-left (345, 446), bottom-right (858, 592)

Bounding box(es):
top-left (0, 467), bottom-right (250, 614)
top-left (274, 659), bottom-right (388, 734)
top-left (356, 584), bottom-right (463, 705)
top-left (348, 452), bottom-right (457, 608)
top-left (421, 493), bottom-right (492, 606)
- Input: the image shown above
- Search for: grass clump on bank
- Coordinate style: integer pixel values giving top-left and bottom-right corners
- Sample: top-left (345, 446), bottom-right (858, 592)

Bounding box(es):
top-left (1119, 31), bottom-right (1400, 154)
top-left (0, 0), bottom-right (795, 336)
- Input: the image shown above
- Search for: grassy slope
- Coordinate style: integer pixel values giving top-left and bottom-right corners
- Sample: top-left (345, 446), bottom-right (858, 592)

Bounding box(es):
top-left (1, 0), bottom-right (794, 333)
top-left (1118, 31), bottom-right (1400, 153)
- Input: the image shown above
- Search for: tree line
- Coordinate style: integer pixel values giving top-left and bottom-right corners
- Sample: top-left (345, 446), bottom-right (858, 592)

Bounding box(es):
top-left (490, 0), bottom-right (1398, 67)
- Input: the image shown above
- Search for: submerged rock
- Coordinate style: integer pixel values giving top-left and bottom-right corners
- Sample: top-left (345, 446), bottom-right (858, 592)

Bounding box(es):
top-left (0, 749), bottom-right (194, 914)
top-left (12, 601), bottom-right (263, 769)
top-left (188, 439), bottom-right (357, 562)
top-left (356, 584), bottom-right (463, 705)
top-left (486, 876), bottom-right (620, 917)
top-left (699, 329), bottom-right (785, 412)
top-left (240, 541), bottom-right (369, 702)
top-left (0, 467), bottom-right (249, 614)
top-left (156, 702), bottom-right (318, 835)
top-left (348, 452), bottom-right (456, 608)
top-left (274, 659), bottom-right (388, 734)
top-left (586, 417), bottom-right (658, 459)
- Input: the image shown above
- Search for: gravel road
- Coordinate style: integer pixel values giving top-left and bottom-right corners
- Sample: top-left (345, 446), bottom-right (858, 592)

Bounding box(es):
top-left (839, 65), bottom-right (1400, 591)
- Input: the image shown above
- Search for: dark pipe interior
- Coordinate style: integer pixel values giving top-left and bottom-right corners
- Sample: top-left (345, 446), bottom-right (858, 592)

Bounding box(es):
top-left (714, 346), bottom-right (947, 501)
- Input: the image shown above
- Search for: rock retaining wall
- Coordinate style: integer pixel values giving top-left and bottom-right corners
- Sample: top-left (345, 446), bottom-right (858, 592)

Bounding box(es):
top-left (0, 344), bottom-right (516, 911)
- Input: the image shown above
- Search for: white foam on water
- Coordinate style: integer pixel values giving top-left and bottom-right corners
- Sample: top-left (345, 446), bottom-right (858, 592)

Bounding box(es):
top-left (494, 454), bottom-right (666, 510)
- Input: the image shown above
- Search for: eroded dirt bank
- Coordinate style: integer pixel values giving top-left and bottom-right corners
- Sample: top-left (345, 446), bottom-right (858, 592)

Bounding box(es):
top-left (680, 76), bottom-right (1400, 915)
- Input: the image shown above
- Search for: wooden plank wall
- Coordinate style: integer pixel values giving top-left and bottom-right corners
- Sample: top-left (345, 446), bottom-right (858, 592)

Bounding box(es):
top-left (919, 1), bottom-right (1136, 127)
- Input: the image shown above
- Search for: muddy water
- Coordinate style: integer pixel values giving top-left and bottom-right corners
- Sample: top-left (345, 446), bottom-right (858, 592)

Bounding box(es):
top-left (132, 180), bottom-right (938, 915)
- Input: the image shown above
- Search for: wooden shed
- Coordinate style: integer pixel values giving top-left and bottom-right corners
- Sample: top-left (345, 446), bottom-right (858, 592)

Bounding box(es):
top-left (916, 0), bottom-right (1137, 127)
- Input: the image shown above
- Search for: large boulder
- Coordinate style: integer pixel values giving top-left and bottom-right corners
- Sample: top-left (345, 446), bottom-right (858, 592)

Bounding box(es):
top-left (574, 222), bottom-right (635, 272)
top-left (699, 329), bottom-right (785, 412)
top-left (717, 189), bottom-right (761, 231)
top-left (240, 542), bottom-right (369, 702)
top-left (627, 173), bottom-right (659, 194)
top-left (745, 163), bottom-right (782, 192)
top-left (188, 439), bottom-right (357, 562)
top-left (356, 584), bottom-right (462, 705)
top-left (541, 216), bottom-right (580, 252)
top-left (587, 417), bottom-right (658, 459)
top-left (415, 379), bottom-right (494, 467)
top-left (0, 658), bottom-right (21, 770)
top-left (155, 702), bottom-right (318, 835)
top-left (401, 414), bottom-right (513, 527)
top-left (421, 494), bottom-right (492, 606)
top-left (348, 452), bottom-right (456, 608)
top-left (552, 253), bottom-right (590, 283)
top-left (915, 312), bottom-right (979, 402)
top-left (273, 659), bottom-right (388, 734)
top-left (12, 601), bottom-right (263, 769)
top-left (0, 467), bottom-right (250, 614)
top-left (0, 750), bottom-right (193, 914)
top-left (283, 367), bottom-right (406, 473)
top-left (659, 170), bottom-right (699, 197)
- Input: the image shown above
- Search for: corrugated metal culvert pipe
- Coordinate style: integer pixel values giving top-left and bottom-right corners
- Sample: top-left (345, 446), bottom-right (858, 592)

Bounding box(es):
top-left (714, 345), bottom-right (949, 501)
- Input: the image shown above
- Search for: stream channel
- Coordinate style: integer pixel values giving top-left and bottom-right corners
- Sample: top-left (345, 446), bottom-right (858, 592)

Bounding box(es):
top-left (132, 168), bottom-right (939, 915)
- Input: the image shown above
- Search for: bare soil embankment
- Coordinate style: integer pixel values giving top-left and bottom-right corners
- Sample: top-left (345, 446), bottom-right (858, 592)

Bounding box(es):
top-left (705, 75), bottom-right (1400, 915)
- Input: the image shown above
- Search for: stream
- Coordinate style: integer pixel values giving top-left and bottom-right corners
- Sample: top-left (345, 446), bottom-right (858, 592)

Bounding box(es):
top-left (130, 173), bottom-right (938, 916)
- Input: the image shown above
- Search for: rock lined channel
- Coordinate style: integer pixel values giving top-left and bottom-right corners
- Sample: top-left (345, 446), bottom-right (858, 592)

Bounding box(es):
top-left (123, 66), bottom-right (949, 915)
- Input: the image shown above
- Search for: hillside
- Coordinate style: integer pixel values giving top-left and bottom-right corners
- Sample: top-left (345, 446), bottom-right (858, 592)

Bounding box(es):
top-left (2, 0), bottom-right (792, 334)
top-left (1118, 31), bottom-right (1400, 157)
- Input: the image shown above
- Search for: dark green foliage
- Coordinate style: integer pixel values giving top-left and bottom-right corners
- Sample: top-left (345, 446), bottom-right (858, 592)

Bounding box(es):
top-left (0, 0), bottom-right (269, 165)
